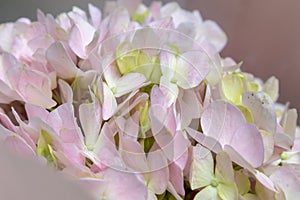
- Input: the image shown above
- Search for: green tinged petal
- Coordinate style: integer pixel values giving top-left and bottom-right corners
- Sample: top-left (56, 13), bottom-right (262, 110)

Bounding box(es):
top-left (194, 186), bottom-right (221, 200)
top-left (263, 76), bottom-right (279, 102)
top-left (237, 105), bottom-right (254, 123)
top-left (206, 67), bottom-right (222, 86)
top-left (221, 73), bottom-right (244, 104)
top-left (135, 54), bottom-right (161, 84)
top-left (247, 81), bottom-right (259, 92)
top-left (190, 146), bottom-right (214, 190)
top-left (116, 43), bottom-right (161, 83)
top-left (139, 101), bottom-right (151, 134)
top-left (235, 171), bottom-right (251, 195)
top-left (168, 44), bottom-right (180, 57)
top-left (243, 193), bottom-right (260, 200)
top-left (217, 182), bottom-right (238, 200)
top-left (116, 42), bottom-right (139, 75)
top-left (37, 130), bottom-right (57, 166)
top-left (215, 151), bottom-right (235, 183)
top-left (260, 130), bottom-right (274, 163)
top-left (131, 9), bottom-right (150, 24)
top-left (214, 152), bottom-right (239, 199)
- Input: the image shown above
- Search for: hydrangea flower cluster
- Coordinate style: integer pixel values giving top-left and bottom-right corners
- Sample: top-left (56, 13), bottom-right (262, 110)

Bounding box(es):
top-left (0, 1), bottom-right (299, 199)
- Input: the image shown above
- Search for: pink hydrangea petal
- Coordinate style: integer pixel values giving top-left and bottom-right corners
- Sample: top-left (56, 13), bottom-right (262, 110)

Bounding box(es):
top-left (116, 91), bottom-right (147, 117)
top-left (115, 112), bottom-right (139, 139)
top-left (201, 101), bottom-right (246, 146)
top-left (88, 4), bottom-right (102, 28)
top-left (185, 127), bottom-right (223, 153)
top-left (147, 149), bottom-right (169, 194)
top-left (93, 123), bottom-right (122, 168)
top-left (177, 89), bottom-right (202, 129)
top-left (69, 25), bottom-right (86, 59)
top-left (102, 82), bottom-right (117, 120)
top-left (0, 109), bottom-right (18, 133)
top-left (58, 79), bottom-right (73, 103)
top-left (201, 20), bottom-right (227, 52)
top-left (229, 123), bottom-right (264, 168)
top-left (3, 134), bottom-right (35, 156)
top-left (119, 135), bottom-right (148, 172)
top-left (46, 103), bottom-right (84, 146)
top-left (0, 23), bottom-right (14, 52)
top-left (6, 61), bottom-right (56, 108)
top-left (270, 165), bottom-right (300, 199)
top-left (108, 8), bottom-right (130, 35)
top-left (104, 168), bottom-right (148, 200)
top-left (25, 103), bottom-right (49, 122)
top-left (169, 162), bottom-right (185, 195)
top-left (46, 41), bottom-right (81, 79)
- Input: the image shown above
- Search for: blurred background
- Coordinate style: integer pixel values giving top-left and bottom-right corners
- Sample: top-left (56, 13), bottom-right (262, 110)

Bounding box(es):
top-left (1, 0), bottom-right (300, 118)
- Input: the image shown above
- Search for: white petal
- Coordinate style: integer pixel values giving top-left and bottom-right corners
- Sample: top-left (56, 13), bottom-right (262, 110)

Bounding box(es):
top-left (281, 108), bottom-right (297, 140)
top-left (242, 92), bottom-right (277, 134)
top-left (194, 186), bottom-right (221, 200)
top-left (79, 100), bottom-right (101, 149)
top-left (215, 151), bottom-right (235, 182)
top-left (263, 76), bottom-right (279, 102)
top-left (102, 82), bottom-right (117, 120)
top-left (202, 20), bottom-right (227, 52)
top-left (190, 145), bottom-right (214, 190)
top-left (115, 72), bottom-right (146, 97)
top-left (175, 51), bottom-right (211, 89)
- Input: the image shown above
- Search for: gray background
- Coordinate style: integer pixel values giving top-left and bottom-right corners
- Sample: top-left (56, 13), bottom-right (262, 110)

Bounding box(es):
top-left (1, 0), bottom-right (300, 119)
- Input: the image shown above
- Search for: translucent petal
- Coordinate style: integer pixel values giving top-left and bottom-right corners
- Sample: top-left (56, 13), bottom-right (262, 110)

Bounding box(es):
top-left (201, 101), bottom-right (246, 146)
top-left (217, 182), bottom-right (238, 200)
top-left (147, 150), bottom-right (169, 194)
top-left (102, 82), bottom-right (117, 120)
top-left (242, 91), bottom-right (277, 134)
top-left (114, 72), bottom-right (146, 97)
top-left (235, 171), bottom-right (251, 195)
top-left (46, 42), bottom-right (81, 79)
top-left (79, 100), bottom-right (101, 150)
top-left (221, 73), bottom-right (244, 104)
top-left (215, 151), bottom-right (235, 182)
top-left (104, 168), bottom-right (148, 200)
top-left (229, 123), bottom-right (264, 168)
top-left (281, 108), bottom-right (297, 140)
top-left (88, 4), bottom-right (102, 28)
top-left (4, 135), bottom-right (35, 157)
top-left (263, 76), bottom-right (279, 102)
top-left (259, 130), bottom-right (274, 163)
top-left (37, 130), bottom-right (57, 166)
top-left (175, 51), bottom-right (211, 89)
top-left (58, 79), bottom-right (73, 103)
top-left (202, 20), bottom-right (227, 52)
top-left (189, 146), bottom-right (214, 190)
top-left (237, 105), bottom-right (254, 123)
top-left (270, 165), bottom-right (300, 200)
top-left (194, 186), bottom-right (221, 200)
